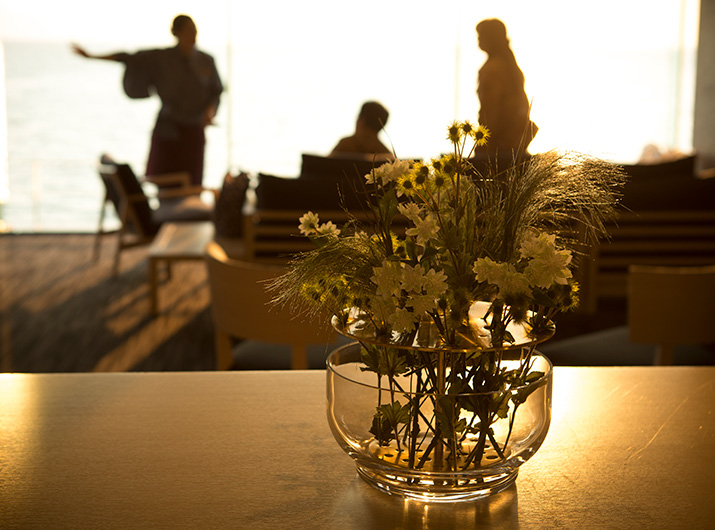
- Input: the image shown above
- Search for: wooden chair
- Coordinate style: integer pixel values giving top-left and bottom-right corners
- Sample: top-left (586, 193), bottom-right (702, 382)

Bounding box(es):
top-left (628, 264), bottom-right (715, 365)
top-left (95, 156), bottom-right (215, 276)
top-left (205, 241), bottom-right (337, 370)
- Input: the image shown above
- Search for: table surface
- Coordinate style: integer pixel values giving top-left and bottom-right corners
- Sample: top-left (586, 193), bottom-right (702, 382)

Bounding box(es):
top-left (149, 221), bottom-right (214, 259)
top-left (147, 221), bottom-right (214, 315)
top-left (1, 367), bottom-right (714, 529)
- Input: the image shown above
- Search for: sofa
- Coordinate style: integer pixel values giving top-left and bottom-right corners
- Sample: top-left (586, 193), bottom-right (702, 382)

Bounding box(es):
top-left (214, 153), bottom-right (715, 294)
top-left (577, 154), bottom-right (715, 313)
top-left (255, 153), bottom-right (390, 211)
top-left (221, 154), bottom-right (403, 262)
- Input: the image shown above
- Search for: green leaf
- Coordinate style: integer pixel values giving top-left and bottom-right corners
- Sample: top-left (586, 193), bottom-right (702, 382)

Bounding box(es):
top-left (369, 414), bottom-right (394, 445)
top-left (387, 348), bottom-right (410, 376)
top-left (526, 370), bottom-right (545, 384)
top-left (359, 346), bottom-right (409, 377)
top-left (379, 189), bottom-right (398, 223)
top-left (494, 393), bottom-right (511, 419)
top-left (360, 346), bottom-right (383, 375)
top-left (512, 373), bottom-right (546, 405)
top-left (369, 400), bottom-right (411, 445)
top-left (377, 400), bottom-right (411, 426)
top-left (434, 396), bottom-right (467, 440)
top-left (420, 245), bottom-right (439, 262)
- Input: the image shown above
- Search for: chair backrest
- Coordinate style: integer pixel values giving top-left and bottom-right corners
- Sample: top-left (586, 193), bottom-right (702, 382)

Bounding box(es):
top-left (98, 158), bottom-right (123, 214)
top-left (628, 264), bottom-right (715, 363)
top-left (205, 242), bottom-right (336, 368)
top-left (98, 158), bottom-right (158, 238)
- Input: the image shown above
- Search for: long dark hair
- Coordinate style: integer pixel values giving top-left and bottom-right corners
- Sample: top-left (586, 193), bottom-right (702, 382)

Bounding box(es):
top-left (477, 19), bottom-right (514, 59)
top-left (476, 19), bottom-right (523, 83)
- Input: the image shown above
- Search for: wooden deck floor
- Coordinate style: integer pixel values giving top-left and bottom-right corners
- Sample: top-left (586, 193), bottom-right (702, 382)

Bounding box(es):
top-left (6, 232), bottom-right (705, 373)
top-left (1, 233), bottom-right (215, 372)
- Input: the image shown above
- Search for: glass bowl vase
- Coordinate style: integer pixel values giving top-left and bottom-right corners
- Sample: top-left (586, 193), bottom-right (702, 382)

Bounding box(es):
top-left (326, 341), bottom-right (553, 502)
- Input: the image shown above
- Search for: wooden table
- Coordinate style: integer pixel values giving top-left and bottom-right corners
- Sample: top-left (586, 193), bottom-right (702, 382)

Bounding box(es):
top-left (1, 367), bottom-right (713, 529)
top-left (148, 221), bottom-right (214, 315)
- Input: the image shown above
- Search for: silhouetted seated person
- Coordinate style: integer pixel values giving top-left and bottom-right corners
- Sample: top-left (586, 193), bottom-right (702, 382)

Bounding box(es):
top-left (473, 19), bottom-right (537, 170)
top-left (330, 101), bottom-right (395, 161)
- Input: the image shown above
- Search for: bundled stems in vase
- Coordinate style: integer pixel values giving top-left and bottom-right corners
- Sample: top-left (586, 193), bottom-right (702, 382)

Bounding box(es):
top-left (357, 328), bottom-right (544, 474)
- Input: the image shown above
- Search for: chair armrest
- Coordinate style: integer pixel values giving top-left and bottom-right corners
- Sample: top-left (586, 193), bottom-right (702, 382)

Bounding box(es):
top-left (126, 186), bottom-right (218, 203)
top-left (124, 192), bottom-right (150, 203)
top-left (143, 172), bottom-right (192, 188)
top-left (157, 186), bottom-right (219, 201)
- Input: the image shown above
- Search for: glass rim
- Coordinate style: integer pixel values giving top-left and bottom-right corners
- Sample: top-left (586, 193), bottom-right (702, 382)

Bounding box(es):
top-left (331, 304), bottom-right (555, 354)
top-left (326, 341), bottom-right (553, 397)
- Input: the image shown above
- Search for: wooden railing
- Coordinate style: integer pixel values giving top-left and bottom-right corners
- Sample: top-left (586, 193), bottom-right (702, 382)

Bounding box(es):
top-left (233, 207), bottom-right (715, 314)
top-left (578, 210), bottom-right (715, 313)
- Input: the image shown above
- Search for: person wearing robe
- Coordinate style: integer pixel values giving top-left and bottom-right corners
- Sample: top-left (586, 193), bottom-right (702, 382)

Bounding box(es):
top-left (73, 14), bottom-right (223, 186)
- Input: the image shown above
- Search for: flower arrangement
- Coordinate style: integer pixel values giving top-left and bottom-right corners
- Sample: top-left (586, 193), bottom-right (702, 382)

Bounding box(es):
top-left (271, 121), bottom-right (625, 485)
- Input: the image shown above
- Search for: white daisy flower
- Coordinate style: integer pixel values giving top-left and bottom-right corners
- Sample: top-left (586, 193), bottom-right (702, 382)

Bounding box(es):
top-left (400, 264), bottom-right (425, 293)
top-left (316, 221), bottom-right (341, 238)
top-left (371, 260), bottom-right (403, 298)
top-left (298, 211), bottom-right (320, 235)
top-left (525, 249), bottom-right (573, 288)
top-left (388, 306), bottom-right (417, 333)
top-left (406, 214), bottom-right (439, 246)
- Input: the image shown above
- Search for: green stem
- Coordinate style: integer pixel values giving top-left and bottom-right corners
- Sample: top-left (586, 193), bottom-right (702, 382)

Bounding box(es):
top-left (464, 409), bottom-right (489, 468)
top-left (434, 351), bottom-right (447, 469)
top-left (501, 402), bottom-right (520, 454)
top-left (487, 429), bottom-right (506, 460)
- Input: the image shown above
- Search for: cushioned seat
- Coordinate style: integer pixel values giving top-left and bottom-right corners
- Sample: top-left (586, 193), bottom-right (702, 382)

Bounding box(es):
top-left (231, 335), bottom-right (353, 370)
top-left (153, 194), bottom-right (214, 224)
top-left (95, 156), bottom-right (215, 275)
top-left (539, 326), bottom-right (714, 366)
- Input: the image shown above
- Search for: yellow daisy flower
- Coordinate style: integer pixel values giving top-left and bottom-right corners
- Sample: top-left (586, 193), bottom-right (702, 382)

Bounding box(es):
top-left (432, 172), bottom-right (449, 191)
top-left (447, 121), bottom-right (462, 143)
top-left (410, 163), bottom-right (429, 188)
top-left (441, 153), bottom-right (458, 175)
top-left (474, 125), bottom-right (490, 146)
top-left (397, 173), bottom-right (416, 196)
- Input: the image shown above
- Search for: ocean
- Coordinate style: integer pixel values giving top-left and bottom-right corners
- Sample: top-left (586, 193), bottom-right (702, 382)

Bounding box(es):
top-left (1, 40), bottom-right (230, 233)
top-left (1, 39), bottom-right (696, 233)
top-left (0, 38), bottom-right (463, 233)
top-left (0, 39), bottom-right (462, 233)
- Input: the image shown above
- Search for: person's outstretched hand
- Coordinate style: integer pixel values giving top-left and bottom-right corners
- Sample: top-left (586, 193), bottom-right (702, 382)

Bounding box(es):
top-left (202, 105), bottom-right (217, 127)
top-left (70, 43), bottom-right (90, 58)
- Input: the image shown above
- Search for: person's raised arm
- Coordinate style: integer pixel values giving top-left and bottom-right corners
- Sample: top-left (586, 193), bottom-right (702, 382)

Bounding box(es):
top-left (71, 43), bottom-right (121, 62)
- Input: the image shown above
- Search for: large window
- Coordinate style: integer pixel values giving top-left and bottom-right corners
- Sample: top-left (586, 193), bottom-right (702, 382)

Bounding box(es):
top-left (0, 0), bottom-right (700, 231)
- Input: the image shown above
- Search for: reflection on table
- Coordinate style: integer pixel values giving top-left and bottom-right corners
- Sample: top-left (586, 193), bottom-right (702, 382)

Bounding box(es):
top-left (1, 367), bottom-right (713, 528)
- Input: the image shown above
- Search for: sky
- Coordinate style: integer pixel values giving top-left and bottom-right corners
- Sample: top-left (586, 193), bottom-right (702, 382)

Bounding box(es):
top-left (0, 0), bottom-right (698, 50)
top-left (0, 1), bottom-right (229, 45)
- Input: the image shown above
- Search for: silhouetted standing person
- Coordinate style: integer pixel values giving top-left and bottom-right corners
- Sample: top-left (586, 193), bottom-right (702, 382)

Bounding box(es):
top-left (72, 14), bottom-right (223, 186)
top-left (475, 19), bottom-right (536, 155)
